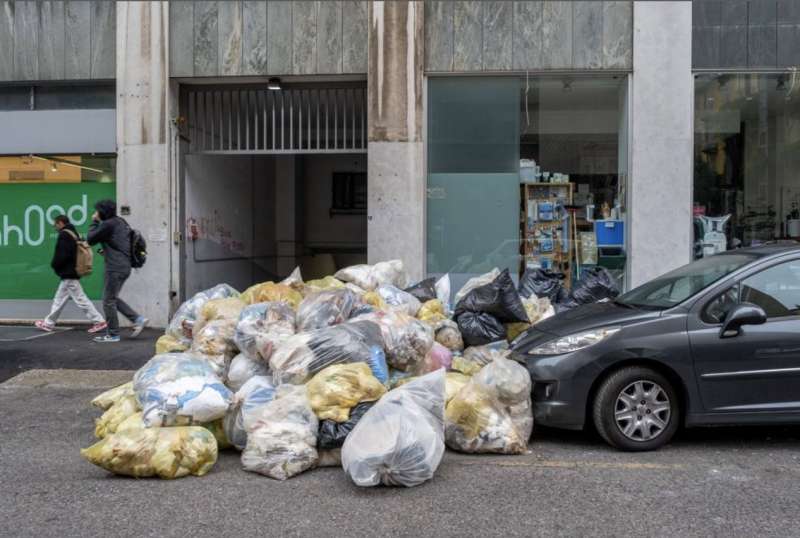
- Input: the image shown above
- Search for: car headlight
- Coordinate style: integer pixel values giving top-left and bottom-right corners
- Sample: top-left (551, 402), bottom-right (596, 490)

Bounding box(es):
top-left (527, 326), bottom-right (620, 356)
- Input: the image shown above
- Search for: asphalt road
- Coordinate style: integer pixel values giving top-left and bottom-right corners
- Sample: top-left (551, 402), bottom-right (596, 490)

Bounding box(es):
top-left (2, 380), bottom-right (799, 538)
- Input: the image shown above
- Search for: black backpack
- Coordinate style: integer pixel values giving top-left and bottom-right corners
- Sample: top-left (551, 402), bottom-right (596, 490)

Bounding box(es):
top-left (120, 218), bottom-right (147, 269)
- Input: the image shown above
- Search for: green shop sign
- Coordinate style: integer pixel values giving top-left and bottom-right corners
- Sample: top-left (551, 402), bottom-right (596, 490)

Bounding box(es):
top-left (0, 183), bottom-right (115, 300)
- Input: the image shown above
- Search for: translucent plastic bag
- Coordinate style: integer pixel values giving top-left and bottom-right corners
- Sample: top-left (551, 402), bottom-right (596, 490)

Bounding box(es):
top-left (454, 268), bottom-right (500, 305)
top-left (94, 394), bottom-right (140, 438)
top-left (506, 297), bottom-right (556, 341)
top-left (452, 342), bottom-right (510, 376)
top-left (341, 369), bottom-right (446, 487)
top-left (351, 311), bottom-right (434, 372)
top-left (280, 266), bottom-right (304, 291)
top-left (81, 426), bottom-right (218, 479)
top-left (303, 276), bottom-right (346, 295)
top-left (116, 412), bottom-right (231, 450)
top-left (377, 284), bottom-right (421, 316)
top-left (240, 282), bottom-right (303, 309)
top-left (334, 259), bottom-right (408, 291)
top-left (445, 372), bottom-right (470, 404)
top-left (191, 319), bottom-right (239, 374)
top-left (226, 353), bottom-right (270, 392)
top-left (418, 299), bottom-right (447, 324)
top-left (138, 375), bottom-right (233, 427)
top-left (296, 289), bottom-right (359, 332)
top-left (165, 284), bottom-right (240, 343)
top-left (435, 274), bottom-right (452, 312)
top-left (306, 363), bottom-right (386, 422)
top-left (242, 384), bottom-right (319, 480)
top-left (133, 353), bottom-right (219, 392)
top-left (414, 342), bottom-right (453, 375)
top-left (269, 320), bottom-right (384, 385)
top-left (233, 302), bottom-right (296, 361)
top-left (193, 297), bottom-right (246, 336)
top-left (317, 401), bottom-right (375, 449)
top-left (91, 381), bottom-right (134, 410)
top-left (156, 334), bottom-right (189, 354)
top-left (224, 375), bottom-right (277, 450)
top-left (445, 357), bottom-right (533, 454)
top-left (362, 291), bottom-right (387, 311)
top-left (434, 319), bottom-right (464, 352)
top-left (404, 277), bottom-right (437, 303)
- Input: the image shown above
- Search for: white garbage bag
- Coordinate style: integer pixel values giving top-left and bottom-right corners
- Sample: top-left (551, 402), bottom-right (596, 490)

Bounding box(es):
top-left (223, 375), bottom-right (277, 450)
top-left (334, 260), bottom-right (408, 291)
top-left (341, 369), bottom-right (446, 488)
top-left (226, 353), bottom-right (270, 392)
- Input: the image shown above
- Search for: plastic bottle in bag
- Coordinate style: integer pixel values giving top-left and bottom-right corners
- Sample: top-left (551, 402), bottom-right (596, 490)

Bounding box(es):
top-left (341, 369), bottom-right (446, 487)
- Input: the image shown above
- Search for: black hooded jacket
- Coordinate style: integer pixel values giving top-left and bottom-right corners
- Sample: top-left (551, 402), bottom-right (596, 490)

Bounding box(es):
top-left (51, 223), bottom-right (80, 280)
top-left (87, 200), bottom-right (132, 274)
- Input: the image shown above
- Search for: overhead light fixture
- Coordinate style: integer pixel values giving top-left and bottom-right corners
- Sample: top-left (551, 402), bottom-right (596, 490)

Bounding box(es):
top-left (268, 77), bottom-right (281, 91)
top-left (29, 154), bottom-right (104, 174)
top-left (50, 162), bottom-right (57, 172)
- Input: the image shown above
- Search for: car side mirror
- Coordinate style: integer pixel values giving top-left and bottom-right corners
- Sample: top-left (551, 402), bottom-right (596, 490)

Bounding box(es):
top-left (719, 302), bottom-right (767, 338)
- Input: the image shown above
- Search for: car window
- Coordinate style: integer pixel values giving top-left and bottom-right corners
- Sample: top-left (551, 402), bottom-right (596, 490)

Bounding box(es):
top-left (703, 286), bottom-right (739, 324)
top-left (740, 260), bottom-right (800, 318)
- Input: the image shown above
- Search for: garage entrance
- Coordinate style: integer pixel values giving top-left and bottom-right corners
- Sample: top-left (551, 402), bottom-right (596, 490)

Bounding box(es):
top-left (180, 82), bottom-right (367, 297)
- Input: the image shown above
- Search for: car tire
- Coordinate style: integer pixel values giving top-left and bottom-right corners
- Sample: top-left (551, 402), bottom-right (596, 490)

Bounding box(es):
top-left (592, 366), bottom-right (680, 451)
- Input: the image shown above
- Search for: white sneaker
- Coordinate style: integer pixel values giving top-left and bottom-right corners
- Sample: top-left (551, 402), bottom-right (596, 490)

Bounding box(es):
top-left (131, 317), bottom-right (149, 338)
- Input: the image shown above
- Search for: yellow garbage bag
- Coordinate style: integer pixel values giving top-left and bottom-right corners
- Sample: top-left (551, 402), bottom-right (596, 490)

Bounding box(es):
top-left (505, 322), bottom-right (529, 342)
top-left (155, 334), bottom-right (189, 354)
top-left (362, 291), bottom-right (387, 310)
top-left (116, 412), bottom-right (232, 450)
top-left (91, 381), bottom-right (134, 410)
top-left (81, 426), bottom-right (218, 479)
top-left (418, 299), bottom-right (447, 324)
top-left (94, 394), bottom-right (140, 438)
top-left (306, 363), bottom-right (387, 422)
top-left (303, 276), bottom-right (345, 296)
top-left (194, 297), bottom-right (246, 335)
top-left (445, 372), bottom-right (470, 404)
top-left (241, 282), bottom-right (302, 309)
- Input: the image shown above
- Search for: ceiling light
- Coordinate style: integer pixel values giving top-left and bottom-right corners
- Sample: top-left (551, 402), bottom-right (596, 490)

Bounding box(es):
top-left (268, 78), bottom-right (281, 91)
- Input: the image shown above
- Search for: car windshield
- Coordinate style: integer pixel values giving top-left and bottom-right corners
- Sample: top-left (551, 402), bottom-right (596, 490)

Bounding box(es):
top-left (615, 254), bottom-right (757, 310)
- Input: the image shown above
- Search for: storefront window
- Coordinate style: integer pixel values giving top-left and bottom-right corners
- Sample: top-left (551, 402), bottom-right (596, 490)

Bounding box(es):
top-left (694, 73), bottom-right (800, 258)
top-left (0, 155), bottom-right (116, 300)
top-left (427, 76), bottom-right (629, 293)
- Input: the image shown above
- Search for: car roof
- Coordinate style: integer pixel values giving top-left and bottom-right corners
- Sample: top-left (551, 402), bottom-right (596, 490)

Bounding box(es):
top-left (718, 243), bottom-right (800, 260)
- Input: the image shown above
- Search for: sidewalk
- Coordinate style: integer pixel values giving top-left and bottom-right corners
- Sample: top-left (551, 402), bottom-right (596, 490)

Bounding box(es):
top-left (0, 325), bottom-right (157, 383)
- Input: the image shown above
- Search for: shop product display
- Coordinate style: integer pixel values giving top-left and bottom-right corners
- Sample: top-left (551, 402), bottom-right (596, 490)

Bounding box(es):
top-left (233, 302), bottom-right (296, 361)
top-left (341, 370), bottom-right (446, 487)
top-left (306, 363), bottom-right (387, 422)
top-left (241, 384), bottom-right (319, 480)
top-left (82, 426), bottom-right (218, 479)
top-left (445, 357), bottom-right (533, 454)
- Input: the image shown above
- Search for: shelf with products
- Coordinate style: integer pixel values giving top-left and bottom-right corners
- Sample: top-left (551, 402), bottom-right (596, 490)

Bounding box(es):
top-left (520, 182), bottom-right (574, 288)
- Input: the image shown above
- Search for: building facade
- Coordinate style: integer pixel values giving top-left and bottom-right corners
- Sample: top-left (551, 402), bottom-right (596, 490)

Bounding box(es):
top-left (0, 0), bottom-right (798, 326)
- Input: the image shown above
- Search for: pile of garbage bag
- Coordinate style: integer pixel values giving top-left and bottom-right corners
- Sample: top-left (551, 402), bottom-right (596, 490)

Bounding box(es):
top-left (82, 258), bottom-right (616, 483)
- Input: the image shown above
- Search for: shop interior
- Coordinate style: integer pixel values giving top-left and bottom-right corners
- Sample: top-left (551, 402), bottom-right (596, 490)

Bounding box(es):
top-left (694, 72), bottom-right (800, 258)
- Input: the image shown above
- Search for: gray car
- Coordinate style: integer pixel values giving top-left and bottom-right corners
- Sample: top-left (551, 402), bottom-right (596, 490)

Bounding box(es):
top-left (511, 245), bottom-right (800, 451)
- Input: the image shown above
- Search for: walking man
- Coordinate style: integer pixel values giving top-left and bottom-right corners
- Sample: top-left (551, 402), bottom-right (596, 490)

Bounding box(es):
top-left (35, 215), bottom-right (107, 333)
top-left (87, 199), bottom-right (148, 342)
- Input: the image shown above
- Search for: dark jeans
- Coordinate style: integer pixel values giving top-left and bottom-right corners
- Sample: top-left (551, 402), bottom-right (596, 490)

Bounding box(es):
top-left (102, 270), bottom-right (140, 336)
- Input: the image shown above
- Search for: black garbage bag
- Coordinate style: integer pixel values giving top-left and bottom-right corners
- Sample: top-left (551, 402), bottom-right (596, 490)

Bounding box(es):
top-left (561, 266), bottom-right (620, 308)
top-left (454, 269), bottom-right (528, 323)
top-left (404, 278), bottom-right (438, 303)
top-left (456, 311), bottom-right (506, 347)
top-left (318, 401), bottom-right (375, 449)
top-left (518, 268), bottom-right (565, 301)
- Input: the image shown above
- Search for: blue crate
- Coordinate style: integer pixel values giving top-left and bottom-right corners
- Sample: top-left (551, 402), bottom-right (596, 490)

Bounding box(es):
top-left (594, 220), bottom-right (625, 246)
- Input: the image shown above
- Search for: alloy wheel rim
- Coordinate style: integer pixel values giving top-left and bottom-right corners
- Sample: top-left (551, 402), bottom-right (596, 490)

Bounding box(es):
top-left (614, 380), bottom-right (671, 442)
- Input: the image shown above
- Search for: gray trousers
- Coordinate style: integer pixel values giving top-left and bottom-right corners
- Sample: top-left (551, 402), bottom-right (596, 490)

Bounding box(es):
top-left (102, 270), bottom-right (140, 336)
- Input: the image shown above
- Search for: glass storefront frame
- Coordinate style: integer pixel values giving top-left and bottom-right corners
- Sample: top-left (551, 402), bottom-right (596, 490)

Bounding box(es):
top-left (424, 72), bottom-right (633, 293)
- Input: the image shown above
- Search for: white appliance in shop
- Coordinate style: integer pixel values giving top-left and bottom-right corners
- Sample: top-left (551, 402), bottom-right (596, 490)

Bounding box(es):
top-left (697, 215), bottom-right (730, 257)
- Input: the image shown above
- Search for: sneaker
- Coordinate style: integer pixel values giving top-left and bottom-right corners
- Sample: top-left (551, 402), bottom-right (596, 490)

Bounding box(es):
top-left (93, 335), bottom-right (121, 343)
top-left (131, 316), bottom-right (149, 338)
top-left (87, 321), bottom-right (108, 334)
top-left (34, 320), bottom-right (54, 332)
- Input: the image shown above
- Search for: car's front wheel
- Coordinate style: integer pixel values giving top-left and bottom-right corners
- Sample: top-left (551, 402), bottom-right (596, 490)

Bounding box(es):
top-left (592, 366), bottom-right (680, 451)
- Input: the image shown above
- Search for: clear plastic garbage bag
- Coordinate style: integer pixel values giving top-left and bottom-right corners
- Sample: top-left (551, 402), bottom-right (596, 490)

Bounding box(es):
top-left (445, 357), bottom-right (533, 454)
top-left (81, 426), bottom-right (218, 479)
top-left (376, 284), bottom-right (421, 317)
top-left (279, 266), bottom-right (304, 291)
top-left (334, 259), bottom-right (408, 291)
top-left (91, 381), bottom-right (134, 410)
top-left (296, 288), bottom-right (359, 332)
top-left (269, 320), bottom-right (384, 385)
top-left (451, 341), bottom-right (510, 376)
top-left (94, 394), bottom-right (140, 438)
top-left (156, 334), bottom-right (189, 354)
top-left (191, 319), bottom-right (239, 375)
top-left (224, 375), bottom-right (277, 450)
top-left (414, 342), bottom-right (453, 375)
top-left (241, 384), bottom-right (319, 480)
top-left (138, 375), bottom-right (233, 427)
top-left (116, 411), bottom-right (231, 450)
top-left (306, 363), bottom-right (386, 422)
top-left (434, 319), bottom-right (464, 352)
top-left (240, 282), bottom-right (303, 309)
top-left (303, 276), bottom-right (346, 295)
top-left (341, 369), bottom-right (446, 488)
top-left (445, 372), bottom-right (470, 404)
top-left (226, 353), bottom-right (270, 392)
top-left (133, 353), bottom-right (220, 392)
top-left (233, 302), bottom-right (296, 362)
top-left (350, 310), bottom-right (434, 372)
top-left (165, 284), bottom-right (240, 343)
top-left (193, 297), bottom-right (246, 336)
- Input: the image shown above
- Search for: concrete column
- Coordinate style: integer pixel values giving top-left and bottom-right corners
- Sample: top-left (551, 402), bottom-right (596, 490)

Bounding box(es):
top-left (116, 1), bottom-right (173, 327)
top-left (629, 1), bottom-right (693, 288)
top-left (367, 1), bottom-right (425, 282)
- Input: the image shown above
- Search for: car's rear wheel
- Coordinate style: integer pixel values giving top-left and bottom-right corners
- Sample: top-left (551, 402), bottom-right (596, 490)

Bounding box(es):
top-left (592, 366), bottom-right (680, 451)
